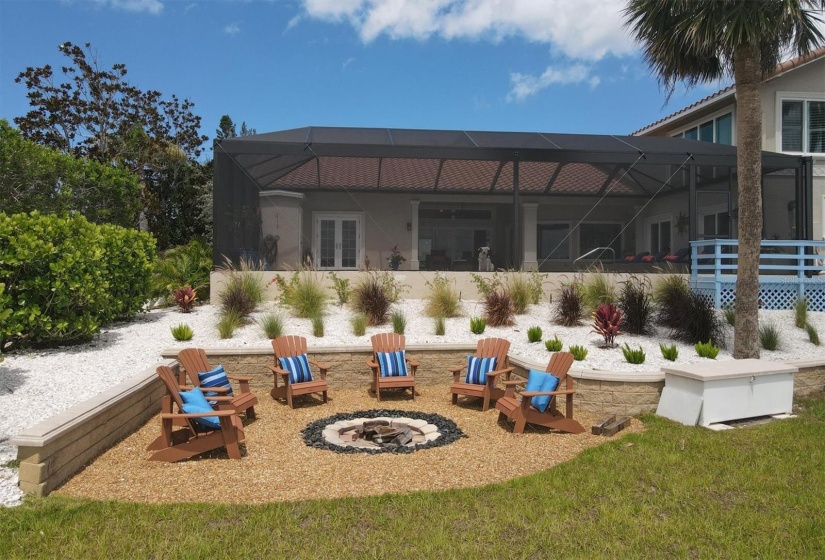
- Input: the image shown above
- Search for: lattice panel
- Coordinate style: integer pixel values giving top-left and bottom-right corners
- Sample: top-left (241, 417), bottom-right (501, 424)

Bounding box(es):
top-left (803, 286), bottom-right (825, 312)
top-left (758, 284), bottom-right (798, 310)
top-left (692, 282), bottom-right (825, 311)
top-left (719, 288), bottom-right (736, 308)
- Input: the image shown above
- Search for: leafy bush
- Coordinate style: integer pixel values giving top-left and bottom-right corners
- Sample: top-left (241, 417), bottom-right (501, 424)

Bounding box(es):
top-left (0, 212), bottom-right (155, 350)
top-left (391, 310), bottom-right (406, 335)
top-left (592, 303), bottom-right (622, 348)
top-left (723, 304), bottom-right (735, 326)
top-left (554, 284), bottom-right (583, 326)
top-left (618, 277), bottom-right (653, 335)
top-left (434, 316), bottom-right (446, 336)
top-left (220, 273), bottom-right (263, 318)
top-left (569, 344), bottom-right (588, 361)
top-left (527, 270), bottom-right (546, 305)
top-left (504, 273), bottom-right (532, 315)
top-left (217, 311), bottom-right (242, 339)
top-left (257, 313), bottom-right (284, 339)
top-left (527, 326), bottom-right (543, 343)
top-left (328, 271), bottom-right (350, 306)
top-left (424, 273), bottom-right (461, 318)
top-left (311, 315), bottom-right (325, 337)
top-left (351, 272), bottom-right (393, 326)
top-left (695, 340), bottom-right (720, 359)
top-left (660, 343), bottom-right (679, 361)
top-left (351, 314), bottom-right (367, 336)
top-left (151, 239), bottom-right (212, 303)
top-left (545, 336), bottom-right (563, 352)
top-left (377, 271), bottom-right (406, 303)
top-left (795, 297), bottom-right (808, 329)
top-left (470, 316), bottom-right (487, 334)
top-left (170, 323), bottom-right (194, 341)
top-left (759, 322), bottom-right (780, 351)
top-left (805, 322), bottom-right (820, 346)
top-left (581, 272), bottom-right (617, 312)
top-left (656, 278), bottom-right (724, 346)
top-left (173, 285), bottom-right (198, 313)
top-left (622, 343), bottom-right (646, 364)
top-left (273, 270), bottom-right (327, 318)
top-left (484, 289), bottom-right (515, 327)
top-left (471, 273), bottom-right (497, 299)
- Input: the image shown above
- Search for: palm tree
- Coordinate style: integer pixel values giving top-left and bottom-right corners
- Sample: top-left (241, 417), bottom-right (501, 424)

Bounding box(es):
top-left (624, 0), bottom-right (824, 358)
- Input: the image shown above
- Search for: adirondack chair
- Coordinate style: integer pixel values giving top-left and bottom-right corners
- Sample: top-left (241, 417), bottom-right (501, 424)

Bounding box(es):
top-left (449, 337), bottom-right (515, 412)
top-left (177, 348), bottom-right (258, 420)
top-left (366, 333), bottom-right (418, 401)
top-left (147, 365), bottom-right (245, 462)
top-left (268, 335), bottom-right (330, 408)
top-left (495, 352), bottom-right (585, 434)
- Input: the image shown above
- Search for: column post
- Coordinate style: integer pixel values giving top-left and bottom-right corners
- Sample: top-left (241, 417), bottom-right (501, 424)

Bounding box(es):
top-left (521, 202), bottom-right (539, 271)
top-left (410, 200), bottom-right (420, 270)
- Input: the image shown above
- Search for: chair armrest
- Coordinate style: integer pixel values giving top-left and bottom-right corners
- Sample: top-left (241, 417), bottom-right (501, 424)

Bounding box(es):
top-left (521, 389), bottom-right (575, 397)
top-left (486, 367), bottom-right (514, 380)
top-left (227, 375), bottom-right (253, 382)
top-left (407, 358), bottom-right (420, 367)
top-left (267, 364), bottom-right (288, 375)
top-left (208, 396), bottom-right (236, 403)
top-left (197, 386), bottom-right (231, 394)
top-left (366, 359), bottom-right (378, 368)
top-left (502, 380), bottom-right (525, 387)
top-left (308, 359), bottom-right (330, 371)
top-left (161, 410), bottom-right (236, 419)
top-left (448, 365), bottom-right (465, 373)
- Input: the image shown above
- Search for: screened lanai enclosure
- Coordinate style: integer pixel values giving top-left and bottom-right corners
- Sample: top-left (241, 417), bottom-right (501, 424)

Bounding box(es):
top-left (213, 126), bottom-right (813, 273)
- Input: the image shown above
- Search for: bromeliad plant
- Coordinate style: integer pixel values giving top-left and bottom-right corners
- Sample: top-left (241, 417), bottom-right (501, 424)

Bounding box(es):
top-left (173, 285), bottom-right (198, 313)
top-left (592, 303), bottom-right (622, 348)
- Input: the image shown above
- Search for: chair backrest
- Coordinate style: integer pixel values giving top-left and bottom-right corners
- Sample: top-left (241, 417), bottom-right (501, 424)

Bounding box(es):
top-left (476, 337), bottom-right (510, 369)
top-left (157, 365), bottom-right (198, 433)
top-left (546, 352), bottom-right (575, 390)
top-left (177, 348), bottom-right (212, 386)
top-left (370, 333), bottom-right (405, 358)
top-left (272, 335), bottom-right (308, 362)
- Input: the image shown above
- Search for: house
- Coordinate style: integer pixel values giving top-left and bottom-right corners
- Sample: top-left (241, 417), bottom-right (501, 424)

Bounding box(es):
top-left (632, 46), bottom-right (825, 245)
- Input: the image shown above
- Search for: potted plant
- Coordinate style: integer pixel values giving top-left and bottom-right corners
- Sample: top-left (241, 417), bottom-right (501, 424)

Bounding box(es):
top-left (387, 245), bottom-right (406, 270)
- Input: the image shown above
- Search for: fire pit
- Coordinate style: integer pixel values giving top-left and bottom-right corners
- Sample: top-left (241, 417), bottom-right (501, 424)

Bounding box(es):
top-left (302, 410), bottom-right (465, 454)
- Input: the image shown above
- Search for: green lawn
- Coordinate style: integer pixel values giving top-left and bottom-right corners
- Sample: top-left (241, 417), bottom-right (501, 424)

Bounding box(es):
top-left (3, 398), bottom-right (825, 559)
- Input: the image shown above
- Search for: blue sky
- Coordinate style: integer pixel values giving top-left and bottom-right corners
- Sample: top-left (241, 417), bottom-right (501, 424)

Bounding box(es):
top-left (0, 0), bottom-right (732, 155)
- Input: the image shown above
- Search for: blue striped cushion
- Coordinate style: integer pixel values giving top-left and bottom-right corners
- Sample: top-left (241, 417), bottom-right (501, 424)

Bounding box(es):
top-left (279, 354), bottom-right (313, 384)
top-left (377, 350), bottom-right (408, 377)
top-left (465, 356), bottom-right (498, 385)
top-left (198, 365), bottom-right (234, 402)
top-left (179, 387), bottom-right (221, 431)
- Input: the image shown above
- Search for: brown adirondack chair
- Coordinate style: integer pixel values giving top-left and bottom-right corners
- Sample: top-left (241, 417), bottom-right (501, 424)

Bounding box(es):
top-left (268, 335), bottom-right (330, 408)
top-left (147, 365), bottom-right (245, 462)
top-left (177, 348), bottom-right (258, 420)
top-left (495, 352), bottom-right (585, 434)
top-left (449, 337), bottom-right (515, 412)
top-left (366, 333), bottom-right (418, 401)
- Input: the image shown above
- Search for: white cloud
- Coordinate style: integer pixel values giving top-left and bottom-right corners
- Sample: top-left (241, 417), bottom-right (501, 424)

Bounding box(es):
top-left (299, 0), bottom-right (634, 61)
top-left (89, 0), bottom-right (164, 14)
top-left (285, 14), bottom-right (302, 33)
top-left (183, 3), bottom-right (196, 14)
top-left (342, 57), bottom-right (355, 70)
top-left (508, 64), bottom-right (600, 101)
top-left (224, 22), bottom-right (241, 35)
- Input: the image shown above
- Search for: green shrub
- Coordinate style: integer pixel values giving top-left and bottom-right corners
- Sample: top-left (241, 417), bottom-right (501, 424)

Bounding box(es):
top-left (657, 278), bottom-right (724, 346)
top-left (484, 289), bottom-right (515, 327)
top-left (170, 323), bottom-right (194, 341)
top-left (654, 274), bottom-right (690, 309)
top-left (622, 343), bottom-right (646, 364)
top-left (377, 271), bottom-right (406, 303)
top-left (545, 336), bottom-right (563, 352)
top-left (434, 316), bottom-right (446, 336)
top-left (569, 344), bottom-right (588, 361)
top-left (471, 273), bottom-right (498, 299)
top-left (0, 212), bottom-right (155, 350)
top-left (527, 270), bottom-right (546, 305)
top-left (273, 270), bottom-right (327, 318)
top-left (527, 325), bottom-right (543, 343)
top-left (795, 297), bottom-right (808, 329)
top-left (311, 315), bottom-right (325, 337)
top-left (424, 273), bottom-right (461, 318)
top-left (351, 314), bottom-right (367, 336)
top-left (695, 340), bottom-right (720, 359)
top-left (581, 272), bottom-right (617, 312)
top-left (220, 273), bottom-right (264, 318)
top-left (391, 310), bottom-right (406, 335)
top-left (504, 273), bottom-right (532, 315)
top-left (328, 271), bottom-right (350, 306)
top-left (805, 322), bottom-right (820, 346)
top-left (257, 313), bottom-right (284, 339)
top-left (0, 283), bottom-right (10, 361)
top-left (759, 322), bottom-right (780, 351)
top-left (554, 284), bottom-right (583, 326)
top-left (151, 239), bottom-right (212, 303)
top-left (217, 311), bottom-right (242, 339)
top-left (470, 316), bottom-right (487, 334)
top-left (618, 276), bottom-right (653, 335)
top-left (351, 272), bottom-right (395, 325)
top-left (660, 343), bottom-right (679, 361)
top-left (723, 304), bottom-right (735, 326)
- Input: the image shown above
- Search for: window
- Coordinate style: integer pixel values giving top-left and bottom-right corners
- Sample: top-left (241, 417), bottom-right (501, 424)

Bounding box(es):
top-left (538, 223), bottom-right (571, 260)
top-left (684, 127), bottom-right (698, 140)
top-left (674, 113), bottom-right (733, 145)
top-left (579, 223), bottom-right (622, 260)
top-left (780, 98), bottom-right (825, 154)
top-left (649, 220), bottom-right (671, 253)
top-left (701, 211), bottom-right (730, 239)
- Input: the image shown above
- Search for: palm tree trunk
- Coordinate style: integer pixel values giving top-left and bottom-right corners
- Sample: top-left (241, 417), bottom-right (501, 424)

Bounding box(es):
top-left (733, 43), bottom-right (762, 359)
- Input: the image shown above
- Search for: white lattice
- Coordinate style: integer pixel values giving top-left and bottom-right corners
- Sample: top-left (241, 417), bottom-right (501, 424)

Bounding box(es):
top-left (758, 284), bottom-right (798, 310)
top-left (803, 286), bottom-right (825, 312)
top-left (693, 280), bottom-right (825, 311)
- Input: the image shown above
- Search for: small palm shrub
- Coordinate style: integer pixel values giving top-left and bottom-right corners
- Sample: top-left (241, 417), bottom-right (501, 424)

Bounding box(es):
top-left (660, 343), bottom-right (679, 361)
top-left (470, 316), bottom-right (487, 334)
top-left (173, 285), bottom-right (198, 313)
top-left (622, 343), bottom-right (646, 364)
top-left (545, 336), bottom-right (563, 352)
top-left (273, 270), bottom-right (328, 318)
top-left (569, 344), bottom-right (588, 361)
top-left (220, 273), bottom-right (263, 318)
top-left (328, 271), bottom-right (350, 306)
top-left (527, 326), bottom-right (543, 343)
top-left (351, 314), bottom-right (367, 336)
top-left (805, 322), bottom-right (820, 345)
top-left (554, 284), bottom-right (583, 326)
top-left (170, 323), bottom-right (194, 341)
top-left (434, 316), bottom-right (446, 336)
top-left (151, 239), bottom-right (212, 303)
top-left (391, 310), bottom-right (406, 335)
top-left (592, 303), bottom-right (622, 348)
top-left (795, 297), bottom-right (808, 328)
top-left (759, 322), bottom-right (780, 351)
top-left (695, 340), bottom-right (720, 359)
top-left (257, 313), bottom-right (284, 339)
top-left (723, 304), bottom-right (735, 326)
top-left (351, 272), bottom-right (392, 325)
top-left (217, 310), bottom-right (243, 339)
top-left (581, 271), bottom-right (617, 312)
top-left (618, 277), bottom-right (652, 335)
top-left (484, 289), bottom-right (515, 327)
top-left (312, 315), bottom-right (325, 337)
top-left (424, 273), bottom-right (461, 317)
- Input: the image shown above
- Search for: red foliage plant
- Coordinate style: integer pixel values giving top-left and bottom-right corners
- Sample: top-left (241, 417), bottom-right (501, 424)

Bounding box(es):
top-left (174, 284), bottom-right (198, 313)
top-left (592, 303), bottom-right (622, 348)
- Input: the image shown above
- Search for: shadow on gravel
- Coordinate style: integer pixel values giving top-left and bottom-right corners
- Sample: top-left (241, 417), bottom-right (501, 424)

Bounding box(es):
top-left (0, 366), bottom-right (27, 395)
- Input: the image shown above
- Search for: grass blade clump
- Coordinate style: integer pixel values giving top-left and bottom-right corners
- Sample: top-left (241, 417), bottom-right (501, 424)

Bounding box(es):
top-left (545, 336), bottom-right (563, 352)
top-left (391, 310), bottom-right (406, 335)
top-left (723, 304), bottom-right (735, 326)
top-left (554, 284), bottom-right (583, 326)
top-left (434, 316), bottom-right (446, 336)
top-left (484, 289), bottom-right (514, 327)
top-left (621, 343), bottom-right (646, 364)
top-left (504, 272), bottom-right (532, 315)
top-left (660, 343), bottom-right (679, 361)
top-left (351, 272), bottom-right (392, 326)
top-left (569, 344), bottom-right (588, 361)
top-left (804, 322), bottom-right (820, 345)
top-left (527, 325), bottom-right (543, 343)
top-left (424, 272), bottom-right (462, 318)
top-left (220, 273), bottom-right (263, 318)
top-left (470, 316), bottom-right (487, 334)
top-left (795, 297), bottom-right (808, 329)
top-left (170, 323), bottom-right (194, 341)
top-left (656, 276), bottom-right (724, 346)
top-left (311, 315), bottom-right (325, 337)
top-left (759, 322), bottom-right (780, 351)
top-left (257, 313), bottom-right (284, 339)
top-left (695, 340), bottom-right (719, 359)
top-left (351, 314), bottom-right (367, 336)
top-left (618, 276), bottom-right (653, 335)
top-left (273, 270), bottom-right (328, 318)
top-left (581, 270), bottom-right (617, 312)
top-left (217, 310), bottom-right (243, 339)
top-left (654, 275), bottom-right (690, 329)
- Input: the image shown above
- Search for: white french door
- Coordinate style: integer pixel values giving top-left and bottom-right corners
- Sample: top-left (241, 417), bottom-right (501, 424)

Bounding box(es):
top-left (314, 212), bottom-right (363, 270)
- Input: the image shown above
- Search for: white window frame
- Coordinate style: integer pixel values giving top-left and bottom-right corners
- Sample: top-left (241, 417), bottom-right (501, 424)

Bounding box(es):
top-left (537, 220), bottom-right (573, 262)
top-left (670, 108), bottom-right (736, 144)
top-left (775, 91), bottom-right (825, 155)
top-left (644, 213), bottom-right (674, 253)
top-left (577, 221), bottom-right (624, 261)
top-left (312, 211), bottom-right (365, 270)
